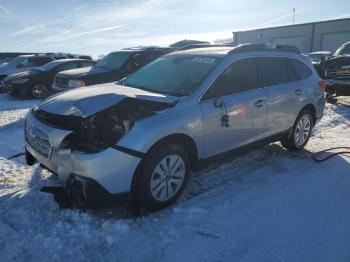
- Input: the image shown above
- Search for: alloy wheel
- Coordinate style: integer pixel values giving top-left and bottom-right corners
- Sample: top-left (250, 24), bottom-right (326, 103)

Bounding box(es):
top-left (294, 114), bottom-right (311, 147)
top-left (32, 84), bottom-right (47, 99)
top-left (150, 154), bottom-right (186, 201)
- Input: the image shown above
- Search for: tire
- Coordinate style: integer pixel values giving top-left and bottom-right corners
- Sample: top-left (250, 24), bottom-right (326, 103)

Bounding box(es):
top-left (31, 83), bottom-right (48, 99)
top-left (133, 144), bottom-right (190, 211)
top-left (281, 109), bottom-right (313, 151)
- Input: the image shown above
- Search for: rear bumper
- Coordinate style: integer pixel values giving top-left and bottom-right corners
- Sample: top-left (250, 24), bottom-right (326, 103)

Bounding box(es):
top-left (25, 111), bottom-right (142, 195)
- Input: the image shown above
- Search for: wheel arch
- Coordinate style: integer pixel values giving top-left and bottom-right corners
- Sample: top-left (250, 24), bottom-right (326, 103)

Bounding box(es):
top-left (129, 133), bottom-right (199, 208)
top-left (145, 133), bottom-right (199, 171)
top-left (300, 103), bottom-right (316, 126)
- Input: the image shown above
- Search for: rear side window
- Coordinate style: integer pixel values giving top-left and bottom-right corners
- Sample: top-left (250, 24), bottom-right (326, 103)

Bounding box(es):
top-left (206, 58), bottom-right (260, 98)
top-left (285, 59), bottom-right (299, 81)
top-left (287, 58), bottom-right (312, 80)
top-left (260, 57), bottom-right (289, 87)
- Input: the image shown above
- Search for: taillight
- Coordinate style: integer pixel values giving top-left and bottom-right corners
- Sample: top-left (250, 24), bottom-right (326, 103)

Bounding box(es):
top-left (319, 80), bottom-right (328, 91)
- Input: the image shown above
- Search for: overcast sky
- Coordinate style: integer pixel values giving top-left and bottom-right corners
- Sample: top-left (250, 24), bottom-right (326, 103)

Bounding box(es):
top-left (0, 0), bottom-right (349, 57)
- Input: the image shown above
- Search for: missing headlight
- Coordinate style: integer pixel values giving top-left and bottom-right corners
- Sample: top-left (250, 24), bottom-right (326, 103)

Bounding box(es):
top-left (61, 97), bottom-right (175, 153)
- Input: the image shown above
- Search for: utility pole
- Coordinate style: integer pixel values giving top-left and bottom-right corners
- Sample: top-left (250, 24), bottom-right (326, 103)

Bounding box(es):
top-left (293, 8), bottom-right (296, 24)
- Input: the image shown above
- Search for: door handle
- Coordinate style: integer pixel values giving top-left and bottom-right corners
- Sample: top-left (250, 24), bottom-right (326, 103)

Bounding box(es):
top-left (295, 89), bottom-right (302, 95)
top-left (254, 99), bottom-right (265, 107)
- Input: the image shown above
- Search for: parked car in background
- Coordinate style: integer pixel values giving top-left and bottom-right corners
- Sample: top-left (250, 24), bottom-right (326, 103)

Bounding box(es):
top-left (0, 52), bottom-right (36, 65)
top-left (169, 39), bottom-right (210, 48)
top-left (77, 55), bottom-right (93, 60)
top-left (24, 44), bottom-right (325, 211)
top-left (52, 46), bottom-right (173, 93)
top-left (306, 51), bottom-right (331, 78)
top-left (321, 41), bottom-right (350, 99)
top-left (0, 54), bottom-right (54, 92)
top-left (5, 59), bottom-right (95, 99)
top-left (306, 51), bottom-right (331, 65)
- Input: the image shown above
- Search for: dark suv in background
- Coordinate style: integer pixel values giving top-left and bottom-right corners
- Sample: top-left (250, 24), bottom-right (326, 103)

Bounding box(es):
top-left (0, 54), bottom-right (53, 81)
top-left (4, 59), bottom-right (95, 98)
top-left (52, 46), bottom-right (174, 92)
top-left (321, 42), bottom-right (350, 99)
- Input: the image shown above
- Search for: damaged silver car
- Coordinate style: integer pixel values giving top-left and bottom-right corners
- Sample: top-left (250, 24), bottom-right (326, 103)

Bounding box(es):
top-left (24, 44), bottom-right (325, 210)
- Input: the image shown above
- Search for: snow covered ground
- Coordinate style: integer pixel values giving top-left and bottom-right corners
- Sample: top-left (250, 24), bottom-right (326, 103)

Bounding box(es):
top-left (0, 94), bottom-right (349, 262)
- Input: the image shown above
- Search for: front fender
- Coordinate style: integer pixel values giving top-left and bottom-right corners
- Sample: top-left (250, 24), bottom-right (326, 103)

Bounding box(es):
top-left (116, 104), bottom-right (204, 158)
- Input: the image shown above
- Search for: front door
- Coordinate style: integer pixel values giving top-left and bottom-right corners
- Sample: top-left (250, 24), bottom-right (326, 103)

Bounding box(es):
top-left (200, 57), bottom-right (268, 158)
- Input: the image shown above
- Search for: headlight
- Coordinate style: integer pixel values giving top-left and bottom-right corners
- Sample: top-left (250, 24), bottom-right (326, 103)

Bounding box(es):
top-left (68, 80), bottom-right (85, 88)
top-left (11, 78), bottom-right (30, 84)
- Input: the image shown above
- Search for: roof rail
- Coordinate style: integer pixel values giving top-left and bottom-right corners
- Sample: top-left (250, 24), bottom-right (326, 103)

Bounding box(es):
top-left (122, 46), bottom-right (173, 51)
top-left (176, 43), bottom-right (234, 51)
top-left (228, 43), bottom-right (300, 54)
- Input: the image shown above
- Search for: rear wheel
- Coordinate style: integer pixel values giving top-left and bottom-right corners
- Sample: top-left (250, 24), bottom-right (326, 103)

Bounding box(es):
top-left (133, 144), bottom-right (190, 211)
top-left (281, 110), bottom-right (313, 151)
top-left (32, 83), bottom-right (48, 99)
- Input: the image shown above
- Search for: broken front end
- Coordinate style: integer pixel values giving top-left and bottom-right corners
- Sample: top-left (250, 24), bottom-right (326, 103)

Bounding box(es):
top-left (25, 97), bottom-right (174, 209)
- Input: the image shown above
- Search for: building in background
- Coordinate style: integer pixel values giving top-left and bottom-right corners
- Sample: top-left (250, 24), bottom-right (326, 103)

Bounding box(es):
top-left (232, 18), bottom-right (350, 53)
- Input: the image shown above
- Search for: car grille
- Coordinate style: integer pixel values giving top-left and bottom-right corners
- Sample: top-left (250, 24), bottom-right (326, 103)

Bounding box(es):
top-left (25, 120), bottom-right (52, 158)
top-left (55, 76), bottom-right (70, 88)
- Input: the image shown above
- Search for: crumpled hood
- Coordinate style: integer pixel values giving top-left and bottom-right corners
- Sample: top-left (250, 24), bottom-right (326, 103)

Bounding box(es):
top-left (57, 66), bottom-right (105, 78)
top-left (38, 83), bottom-right (178, 117)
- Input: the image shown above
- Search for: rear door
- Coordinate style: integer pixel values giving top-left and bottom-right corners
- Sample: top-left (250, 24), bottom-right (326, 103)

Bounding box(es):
top-left (200, 57), bottom-right (268, 158)
top-left (259, 57), bottom-right (308, 137)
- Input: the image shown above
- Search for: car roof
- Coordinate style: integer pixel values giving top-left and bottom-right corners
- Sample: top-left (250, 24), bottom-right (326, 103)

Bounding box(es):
top-left (122, 46), bottom-right (174, 52)
top-left (171, 44), bottom-right (300, 58)
top-left (308, 51), bottom-right (331, 55)
top-left (50, 58), bottom-right (92, 63)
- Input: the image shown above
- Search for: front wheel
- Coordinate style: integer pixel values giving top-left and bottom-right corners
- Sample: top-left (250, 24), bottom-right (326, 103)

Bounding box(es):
top-left (32, 83), bottom-right (48, 99)
top-left (281, 110), bottom-right (313, 151)
top-left (133, 144), bottom-right (190, 211)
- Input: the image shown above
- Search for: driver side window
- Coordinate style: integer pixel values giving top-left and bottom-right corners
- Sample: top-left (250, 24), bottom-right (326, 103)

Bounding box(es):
top-left (124, 53), bottom-right (155, 73)
top-left (57, 62), bottom-right (78, 72)
top-left (202, 58), bottom-right (260, 100)
top-left (18, 58), bottom-right (34, 68)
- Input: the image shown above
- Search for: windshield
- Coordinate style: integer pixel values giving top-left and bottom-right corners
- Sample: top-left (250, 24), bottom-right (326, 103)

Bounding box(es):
top-left (124, 55), bottom-right (221, 97)
top-left (6, 57), bottom-right (25, 67)
top-left (95, 51), bottom-right (131, 70)
top-left (335, 43), bottom-right (350, 56)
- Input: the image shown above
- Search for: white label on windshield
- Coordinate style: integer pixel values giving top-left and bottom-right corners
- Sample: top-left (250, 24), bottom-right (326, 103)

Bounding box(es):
top-left (192, 57), bottom-right (216, 64)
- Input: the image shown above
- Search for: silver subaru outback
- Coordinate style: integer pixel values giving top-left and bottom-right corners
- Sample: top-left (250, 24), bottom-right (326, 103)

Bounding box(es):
top-left (25, 44), bottom-right (325, 210)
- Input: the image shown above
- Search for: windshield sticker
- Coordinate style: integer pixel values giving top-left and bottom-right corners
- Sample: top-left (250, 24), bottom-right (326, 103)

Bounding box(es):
top-left (192, 57), bottom-right (216, 64)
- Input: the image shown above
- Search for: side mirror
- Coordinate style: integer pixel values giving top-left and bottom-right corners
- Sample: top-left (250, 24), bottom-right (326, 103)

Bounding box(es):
top-left (213, 99), bottom-right (223, 108)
